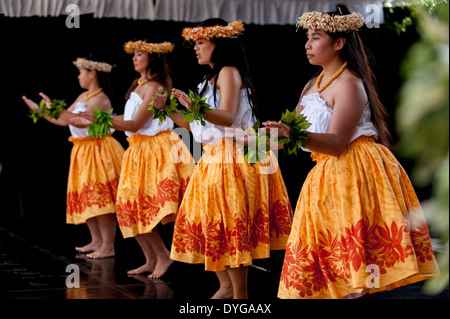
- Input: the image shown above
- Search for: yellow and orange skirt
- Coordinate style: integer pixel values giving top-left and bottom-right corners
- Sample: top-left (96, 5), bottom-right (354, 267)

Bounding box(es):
top-left (170, 139), bottom-right (293, 272)
top-left (66, 135), bottom-right (125, 225)
top-left (278, 137), bottom-right (439, 299)
top-left (115, 131), bottom-right (195, 238)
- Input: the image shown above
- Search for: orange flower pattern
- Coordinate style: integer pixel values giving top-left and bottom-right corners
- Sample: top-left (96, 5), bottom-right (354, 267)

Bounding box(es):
top-left (172, 199), bottom-right (292, 268)
top-left (67, 177), bottom-right (119, 216)
top-left (280, 216), bottom-right (436, 298)
top-left (116, 176), bottom-right (190, 232)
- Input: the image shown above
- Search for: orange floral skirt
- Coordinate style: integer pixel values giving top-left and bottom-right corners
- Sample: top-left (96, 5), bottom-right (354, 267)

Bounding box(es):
top-left (170, 139), bottom-right (293, 272)
top-left (66, 135), bottom-right (124, 225)
top-left (278, 137), bottom-right (439, 299)
top-left (115, 131), bottom-right (195, 238)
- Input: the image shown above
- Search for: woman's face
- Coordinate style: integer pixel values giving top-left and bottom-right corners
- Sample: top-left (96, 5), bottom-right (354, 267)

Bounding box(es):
top-left (132, 50), bottom-right (150, 74)
top-left (78, 68), bottom-right (93, 89)
top-left (194, 38), bottom-right (216, 67)
top-left (304, 29), bottom-right (337, 66)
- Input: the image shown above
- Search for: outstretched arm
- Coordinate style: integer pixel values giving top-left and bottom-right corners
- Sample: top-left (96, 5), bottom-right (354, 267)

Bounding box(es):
top-left (22, 92), bottom-right (78, 127)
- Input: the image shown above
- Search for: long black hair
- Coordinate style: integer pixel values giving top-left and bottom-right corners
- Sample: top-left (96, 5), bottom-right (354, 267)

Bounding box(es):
top-left (196, 18), bottom-right (260, 121)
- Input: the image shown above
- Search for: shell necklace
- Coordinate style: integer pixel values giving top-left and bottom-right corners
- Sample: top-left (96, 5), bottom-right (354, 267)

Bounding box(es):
top-left (315, 61), bottom-right (347, 93)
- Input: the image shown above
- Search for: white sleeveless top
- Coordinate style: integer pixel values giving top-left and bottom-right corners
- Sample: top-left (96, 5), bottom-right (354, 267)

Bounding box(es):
top-left (190, 81), bottom-right (255, 144)
top-left (300, 93), bottom-right (378, 152)
top-left (68, 101), bottom-right (115, 138)
top-left (124, 91), bottom-right (174, 137)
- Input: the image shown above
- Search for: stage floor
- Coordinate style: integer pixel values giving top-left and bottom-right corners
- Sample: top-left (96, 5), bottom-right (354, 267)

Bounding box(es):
top-left (0, 220), bottom-right (448, 301)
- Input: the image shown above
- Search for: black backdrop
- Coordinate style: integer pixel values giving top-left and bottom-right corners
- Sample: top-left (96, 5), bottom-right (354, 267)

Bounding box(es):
top-left (0, 9), bottom-right (424, 242)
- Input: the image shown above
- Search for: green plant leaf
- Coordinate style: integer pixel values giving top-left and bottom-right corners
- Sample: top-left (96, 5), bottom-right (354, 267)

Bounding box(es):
top-left (88, 107), bottom-right (114, 138)
top-left (278, 109), bottom-right (311, 156)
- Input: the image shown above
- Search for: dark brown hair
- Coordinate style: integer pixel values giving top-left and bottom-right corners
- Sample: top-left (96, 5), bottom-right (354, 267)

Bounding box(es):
top-left (304, 5), bottom-right (393, 149)
top-left (330, 29), bottom-right (392, 149)
top-left (125, 52), bottom-right (172, 100)
top-left (196, 18), bottom-right (260, 121)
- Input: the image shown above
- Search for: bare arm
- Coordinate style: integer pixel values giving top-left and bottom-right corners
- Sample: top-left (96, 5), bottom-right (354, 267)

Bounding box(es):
top-left (110, 83), bottom-right (159, 132)
top-left (22, 92), bottom-right (80, 127)
top-left (152, 92), bottom-right (191, 131)
top-left (264, 77), bottom-right (368, 156)
top-left (203, 67), bottom-right (241, 127)
top-left (173, 67), bottom-right (241, 127)
top-left (306, 78), bottom-right (367, 155)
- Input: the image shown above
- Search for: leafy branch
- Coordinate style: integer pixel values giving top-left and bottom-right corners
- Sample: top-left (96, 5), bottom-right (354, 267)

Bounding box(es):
top-left (148, 91), bottom-right (179, 123)
top-left (277, 109), bottom-right (311, 156)
top-left (28, 99), bottom-right (66, 123)
top-left (235, 120), bottom-right (271, 166)
top-left (88, 108), bottom-right (114, 138)
top-left (180, 90), bottom-right (212, 126)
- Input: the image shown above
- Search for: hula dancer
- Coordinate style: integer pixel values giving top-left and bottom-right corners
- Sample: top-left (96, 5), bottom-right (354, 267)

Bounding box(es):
top-left (153, 19), bottom-right (293, 299)
top-left (23, 56), bottom-right (124, 259)
top-left (263, 6), bottom-right (439, 299)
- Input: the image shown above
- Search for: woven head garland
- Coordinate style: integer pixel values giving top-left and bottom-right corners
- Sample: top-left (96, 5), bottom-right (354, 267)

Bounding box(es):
top-left (124, 40), bottom-right (175, 55)
top-left (73, 58), bottom-right (114, 73)
top-left (296, 11), bottom-right (365, 33)
top-left (181, 20), bottom-right (245, 42)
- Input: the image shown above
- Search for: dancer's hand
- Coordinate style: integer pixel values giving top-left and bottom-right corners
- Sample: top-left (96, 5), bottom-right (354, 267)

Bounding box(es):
top-left (70, 116), bottom-right (93, 126)
top-left (22, 92), bottom-right (52, 111)
top-left (152, 92), bottom-right (168, 109)
top-left (262, 121), bottom-right (291, 138)
top-left (172, 88), bottom-right (193, 110)
top-left (77, 111), bottom-right (96, 123)
top-left (22, 95), bottom-right (39, 111)
top-left (38, 92), bottom-right (52, 107)
top-left (226, 127), bottom-right (254, 146)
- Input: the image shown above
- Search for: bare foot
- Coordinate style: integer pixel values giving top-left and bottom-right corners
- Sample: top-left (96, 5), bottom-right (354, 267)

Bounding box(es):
top-left (75, 242), bottom-right (100, 253)
top-left (87, 244), bottom-right (115, 259)
top-left (148, 257), bottom-right (173, 279)
top-left (127, 262), bottom-right (156, 275)
top-left (211, 286), bottom-right (234, 299)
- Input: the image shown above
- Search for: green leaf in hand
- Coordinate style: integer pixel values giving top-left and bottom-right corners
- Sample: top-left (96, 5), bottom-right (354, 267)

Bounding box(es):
top-left (148, 91), bottom-right (179, 123)
top-left (28, 99), bottom-right (66, 123)
top-left (277, 109), bottom-right (311, 156)
top-left (180, 90), bottom-right (212, 126)
top-left (236, 120), bottom-right (271, 166)
top-left (88, 108), bottom-right (114, 138)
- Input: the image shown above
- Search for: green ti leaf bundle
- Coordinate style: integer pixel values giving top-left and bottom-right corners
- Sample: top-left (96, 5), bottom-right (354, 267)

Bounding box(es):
top-left (88, 108), bottom-right (114, 138)
top-left (148, 91), bottom-right (179, 123)
top-left (28, 99), bottom-right (66, 123)
top-left (236, 120), bottom-right (271, 166)
top-left (277, 109), bottom-right (311, 156)
top-left (180, 90), bottom-right (212, 126)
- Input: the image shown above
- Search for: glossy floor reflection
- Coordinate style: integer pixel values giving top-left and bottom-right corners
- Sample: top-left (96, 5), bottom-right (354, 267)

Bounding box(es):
top-left (0, 220), bottom-right (281, 300)
top-left (1, 220), bottom-right (448, 300)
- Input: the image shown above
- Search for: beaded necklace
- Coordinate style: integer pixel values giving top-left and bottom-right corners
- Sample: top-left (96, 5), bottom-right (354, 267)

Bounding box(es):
top-left (315, 61), bottom-right (347, 93)
top-left (85, 88), bottom-right (103, 101)
top-left (138, 74), bottom-right (157, 86)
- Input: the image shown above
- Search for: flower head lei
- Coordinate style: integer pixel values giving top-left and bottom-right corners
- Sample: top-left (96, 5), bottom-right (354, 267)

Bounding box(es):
top-left (296, 11), bottom-right (365, 33)
top-left (124, 40), bottom-right (174, 55)
top-left (73, 58), bottom-right (114, 73)
top-left (182, 20), bottom-right (245, 42)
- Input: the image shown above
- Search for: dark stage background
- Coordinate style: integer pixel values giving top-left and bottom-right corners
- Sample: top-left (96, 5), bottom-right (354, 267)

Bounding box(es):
top-left (0, 10), bottom-right (426, 250)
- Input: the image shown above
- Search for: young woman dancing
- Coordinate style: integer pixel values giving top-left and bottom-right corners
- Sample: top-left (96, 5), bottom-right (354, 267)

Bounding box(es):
top-left (153, 19), bottom-right (293, 299)
top-left (263, 8), bottom-right (439, 299)
top-left (23, 56), bottom-right (124, 259)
